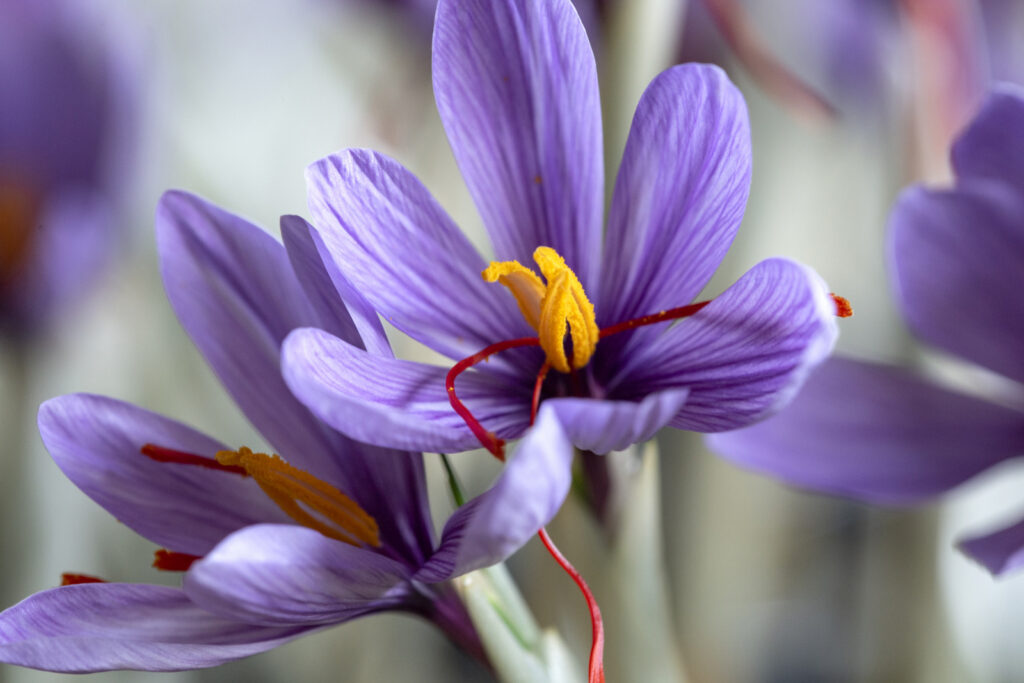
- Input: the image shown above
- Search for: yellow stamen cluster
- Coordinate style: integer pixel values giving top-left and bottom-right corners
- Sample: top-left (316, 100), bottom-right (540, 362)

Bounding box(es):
top-left (216, 447), bottom-right (380, 547)
top-left (483, 246), bottom-right (599, 373)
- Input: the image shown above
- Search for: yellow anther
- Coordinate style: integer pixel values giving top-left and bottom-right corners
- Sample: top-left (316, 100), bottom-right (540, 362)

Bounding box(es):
top-left (483, 246), bottom-right (599, 373)
top-left (482, 261), bottom-right (546, 329)
top-left (216, 447), bottom-right (380, 548)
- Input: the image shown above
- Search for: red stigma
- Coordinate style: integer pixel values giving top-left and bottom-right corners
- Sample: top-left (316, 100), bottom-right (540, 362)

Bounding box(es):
top-left (445, 336), bottom-right (542, 460)
top-left (831, 293), bottom-right (853, 318)
top-left (141, 443), bottom-right (248, 476)
top-left (152, 549), bottom-right (202, 572)
top-left (60, 573), bottom-right (107, 586)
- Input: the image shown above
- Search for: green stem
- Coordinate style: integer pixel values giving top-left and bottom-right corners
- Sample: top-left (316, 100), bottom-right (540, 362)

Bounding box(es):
top-left (438, 453), bottom-right (466, 507)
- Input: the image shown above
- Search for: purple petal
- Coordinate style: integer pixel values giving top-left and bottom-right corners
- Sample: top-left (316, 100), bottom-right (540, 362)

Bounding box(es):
top-left (184, 525), bottom-right (414, 626)
top-left (545, 388), bottom-right (690, 455)
top-left (708, 357), bottom-right (1024, 503)
top-left (0, 583), bottom-right (308, 672)
top-left (39, 394), bottom-right (288, 555)
top-left (283, 327), bottom-right (531, 453)
top-left (305, 149), bottom-right (532, 366)
top-left (959, 516), bottom-right (1024, 576)
top-left (415, 406), bottom-right (574, 583)
top-left (951, 84), bottom-right (1024, 189)
top-left (432, 0), bottom-right (604, 288)
top-left (280, 214), bottom-right (391, 358)
top-left (610, 258), bottom-right (838, 432)
top-left (157, 190), bottom-right (339, 476)
top-left (599, 63), bottom-right (751, 329)
top-left (157, 191), bottom-right (435, 560)
top-left (890, 182), bottom-right (1024, 384)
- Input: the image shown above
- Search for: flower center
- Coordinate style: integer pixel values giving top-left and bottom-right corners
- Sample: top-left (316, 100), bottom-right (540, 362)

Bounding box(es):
top-left (483, 246), bottom-right (599, 373)
top-left (0, 177), bottom-right (40, 288)
top-left (140, 443), bottom-right (381, 548)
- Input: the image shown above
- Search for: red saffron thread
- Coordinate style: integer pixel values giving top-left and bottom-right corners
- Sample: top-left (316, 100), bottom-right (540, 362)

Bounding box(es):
top-left (152, 549), bottom-right (202, 572)
top-left (445, 336), bottom-right (541, 460)
top-left (141, 443), bottom-right (248, 476)
top-left (60, 573), bottom-right (107, 586)
top-left (538, 528), bottom-right (606, 683)
top-left (830, 293), bottom-right (853, 318)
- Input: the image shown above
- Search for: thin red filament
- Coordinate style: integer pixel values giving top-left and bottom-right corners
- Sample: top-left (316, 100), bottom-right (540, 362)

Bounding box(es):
top-left (141, 443), bottom-right (248, 476)
top-left (538, 528), bottom-right (605, 683)
top-left (60, 573), bottom-right (106, 586)
top-left (152, 549), bottom-right (202, 572)
top-left (445, 336), bottom-right (541, 460)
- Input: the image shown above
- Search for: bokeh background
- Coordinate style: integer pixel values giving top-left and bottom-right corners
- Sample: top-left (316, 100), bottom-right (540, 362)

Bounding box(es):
top-left (2, 0), bottom-right (1023, 681)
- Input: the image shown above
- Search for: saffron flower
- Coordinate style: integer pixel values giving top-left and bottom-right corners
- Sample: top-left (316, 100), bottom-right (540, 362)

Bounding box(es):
top-left (709, 85), bottom-right (1024, 575)
top-left (0, 191), bottom-right (574, 672)
top-left (281, 0), bottom-right (841, 463)
top-left (0, 0), bottom-right (135, 332)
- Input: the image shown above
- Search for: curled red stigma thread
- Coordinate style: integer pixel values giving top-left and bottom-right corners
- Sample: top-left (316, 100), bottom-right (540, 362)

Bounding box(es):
top-left (445, 336), bottom-right (541, 460)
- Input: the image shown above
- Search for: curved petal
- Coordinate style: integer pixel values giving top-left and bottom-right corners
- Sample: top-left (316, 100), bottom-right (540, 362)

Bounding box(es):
top-left (38, 394), bottom-right (288, 556)
top-left (610, 258), bottom-right (838, 432)
top-left (157, 191), bottom-right (435, 560)
top-left (708, 357), bottom-right (1024, 504)
top-left (959, 516), bottom-right (1024, 576)
top-left (0, 584), bottom-right (309, 673)
top-left (156, 191), bottom-right (341, 478)
top-left (599, 63), bottom-right (751, 327)
top-left (546, 388), bottom-right (690, 455)
top-left (184, 525), bottom-right (414, 626)
top-left (415, 406), bottom-right (574, 583)
top-left (890, 182), bottom-right (1024, 384)
top-left (283, 327), bottom-right (532, 453)
top-left (280, 214), bottom-right (391, 358)
top-left (951, 84), bottom-right (1024, 189)
top-left (432, 0), bottom-right (604, 288)
top-left (305, 149), bottom-right (532, 366)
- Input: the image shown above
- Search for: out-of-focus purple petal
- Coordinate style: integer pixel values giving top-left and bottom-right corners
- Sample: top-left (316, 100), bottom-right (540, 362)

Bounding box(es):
top-left (2, 186), bottom-right (112, 329)
top-left (545, 388), bottom-right (690, 455)
top-left (415, 406), bottom-right (574, 583)
top-left (432, 0), bottom-right (604, 289)
top-left (0, 583), bottom-right (309, 673)
top-left (184, 525), bottom-right (414, 626)
top-left (599, 63), bottom-right (751, 328)
top-left (38, 394), bottom-right (289, 555)
top-left (611, 258), bottom-right (838, 432)
top-left (959, 516), bottom-right (1024, 575)
top-left (708, 357), bottom-right (1024, 503)
top-left (890, 183), bottom-right (1024, 384)
top-left (280, 214), bottom-right (391, 358)
top-left (283, 327), bottom-right (531, 453)
top-left (951, 84), bottom-right (1024, 189)
top-left (305, 150), bottom-right (532, 368)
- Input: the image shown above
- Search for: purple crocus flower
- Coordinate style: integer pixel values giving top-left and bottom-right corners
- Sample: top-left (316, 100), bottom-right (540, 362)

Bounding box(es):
top-left (0, 191), bottom-right (574, 672)
top-left (280, 0), bottom-right (841, 465)
top-left (709, 84), bottom-right (1024, 575)
top-left (0, 0), bottom-right (134, 332)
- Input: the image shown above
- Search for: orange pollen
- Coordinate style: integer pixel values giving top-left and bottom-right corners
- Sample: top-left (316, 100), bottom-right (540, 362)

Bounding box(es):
top-left (152, 549), bottom-right (202, 572)
top-left (141, 443), bottom-right (380, 548)
top-left (60, 573), bottom-right (107, 586)
top-left (215, 447), bottom-right (381, 548)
